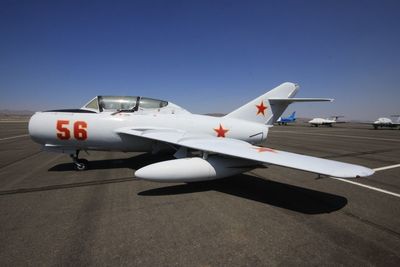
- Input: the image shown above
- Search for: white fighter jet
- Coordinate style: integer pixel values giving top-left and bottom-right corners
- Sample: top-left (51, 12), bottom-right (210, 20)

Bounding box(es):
top-left (29, 82), bottom-right (374, 182)
top-left (308, 116), bottom-right (342, 127)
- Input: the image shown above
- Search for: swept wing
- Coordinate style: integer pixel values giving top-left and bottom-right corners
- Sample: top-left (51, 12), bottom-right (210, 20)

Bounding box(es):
top-left (116, 127), bottom-right (374, 178)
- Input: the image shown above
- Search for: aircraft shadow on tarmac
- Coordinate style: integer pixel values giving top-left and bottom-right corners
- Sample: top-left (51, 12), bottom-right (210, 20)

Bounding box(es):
top-left (138, 175), bottom-right (348, 215)
top-left (48, 153), bottom-right (347, 215)
top-left (48, 153), bottom-right (176, 172)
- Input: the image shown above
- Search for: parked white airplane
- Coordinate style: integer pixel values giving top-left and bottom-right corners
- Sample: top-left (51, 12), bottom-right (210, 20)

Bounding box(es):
top-left (309, 116), bottom-right (342, 127)
top-left (372, 116), bottom-right (400, 129)
top-left (29, 82), bottom-right (374, 182)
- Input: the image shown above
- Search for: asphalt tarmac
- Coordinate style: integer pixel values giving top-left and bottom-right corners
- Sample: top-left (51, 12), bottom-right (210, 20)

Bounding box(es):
top-left (0, 121), bottom-right (399, 266)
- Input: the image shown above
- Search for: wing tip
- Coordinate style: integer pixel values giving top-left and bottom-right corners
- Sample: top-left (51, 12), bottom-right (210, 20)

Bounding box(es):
top-left (331, 167), bottom-right (375, 179)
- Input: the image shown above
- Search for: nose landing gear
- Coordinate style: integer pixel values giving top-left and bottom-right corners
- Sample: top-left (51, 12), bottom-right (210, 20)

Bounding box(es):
top-left (70, 150), bottom-right (89, 171)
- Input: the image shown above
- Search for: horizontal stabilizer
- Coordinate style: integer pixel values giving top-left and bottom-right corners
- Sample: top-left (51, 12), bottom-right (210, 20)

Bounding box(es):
top-left (269, 98), bottom-right (333, 103)
top-left (224, 83), bottom-right (333, 125)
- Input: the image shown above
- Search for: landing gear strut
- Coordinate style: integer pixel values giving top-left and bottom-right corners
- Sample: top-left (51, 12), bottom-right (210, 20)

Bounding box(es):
top-left (70, 150), bottom-right (89, 171)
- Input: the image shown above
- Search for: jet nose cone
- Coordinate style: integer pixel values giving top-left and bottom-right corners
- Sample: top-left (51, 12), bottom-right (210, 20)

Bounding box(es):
top-left (28, 113), bottom-right (37, 136)
top-left (28, 112), bottom-right (45, 144)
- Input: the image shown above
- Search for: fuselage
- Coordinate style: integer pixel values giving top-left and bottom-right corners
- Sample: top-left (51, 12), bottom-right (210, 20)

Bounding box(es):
top-left (309, 118), bottom-right (336, 125)
top-left (372, 118), bottom-right (400, 129)
top-left (29, 111), bottom-right (269, 153)
top-left (25, 84), bottom-right (377, 181)
top-left (279, 117), bottom-right (295, 123)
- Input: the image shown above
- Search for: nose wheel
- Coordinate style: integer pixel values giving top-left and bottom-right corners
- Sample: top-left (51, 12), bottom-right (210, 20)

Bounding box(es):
top-left (70, 150), bottom-right (89, 171)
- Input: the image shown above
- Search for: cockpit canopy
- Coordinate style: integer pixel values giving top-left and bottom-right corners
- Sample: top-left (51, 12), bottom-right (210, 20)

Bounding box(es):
top-left (83, 96), bottom-right (169, 112)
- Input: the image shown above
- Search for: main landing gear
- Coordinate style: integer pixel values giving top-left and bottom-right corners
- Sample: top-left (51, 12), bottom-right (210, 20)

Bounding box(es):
top-left (70, 150), bottom-right (89, 171)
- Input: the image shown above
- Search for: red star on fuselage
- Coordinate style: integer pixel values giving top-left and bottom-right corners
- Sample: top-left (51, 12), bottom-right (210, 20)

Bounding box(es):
top-left (256, 101), bottom-right (267, 116)
top-left (214, 124), bottom-right (229, 138)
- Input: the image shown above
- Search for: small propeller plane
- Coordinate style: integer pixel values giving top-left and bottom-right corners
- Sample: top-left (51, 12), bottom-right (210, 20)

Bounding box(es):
top-left (29, 82), bottom-right (374, 182)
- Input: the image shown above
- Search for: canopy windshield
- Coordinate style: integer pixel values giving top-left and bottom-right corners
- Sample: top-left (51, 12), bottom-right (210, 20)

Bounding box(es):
top-left (83, 96), bottom-right (169, 112)
top-left (99, 96), bottom-right (138, 111)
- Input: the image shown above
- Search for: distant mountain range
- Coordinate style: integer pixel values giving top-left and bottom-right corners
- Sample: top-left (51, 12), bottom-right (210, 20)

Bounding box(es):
top-left (0, 109), bottom-right (34, 115)
top-left (0, 110), bottom-right (34, 118)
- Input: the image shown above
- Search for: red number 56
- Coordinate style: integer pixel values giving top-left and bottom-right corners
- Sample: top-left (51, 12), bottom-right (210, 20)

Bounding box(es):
top-left (57, 120), bottom-right (88, 140)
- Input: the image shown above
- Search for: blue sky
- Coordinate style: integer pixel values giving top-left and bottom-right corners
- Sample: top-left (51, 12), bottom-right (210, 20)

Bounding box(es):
top-left (1, 0), bottom-right (399, 120)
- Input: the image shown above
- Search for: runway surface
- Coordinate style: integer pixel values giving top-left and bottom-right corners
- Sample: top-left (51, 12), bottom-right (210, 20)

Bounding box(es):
top-left (0, 121), bottom-right (399, 266)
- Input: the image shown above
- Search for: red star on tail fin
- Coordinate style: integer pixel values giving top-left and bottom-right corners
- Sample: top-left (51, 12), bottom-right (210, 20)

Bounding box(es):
top-left (256, 101), bottom-right (267, 116)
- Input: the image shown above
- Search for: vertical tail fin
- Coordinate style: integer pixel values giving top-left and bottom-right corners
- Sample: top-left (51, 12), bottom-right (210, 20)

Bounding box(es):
top-left (224, 82), bottom-right (299, 125)
top-left (331, 116), bottom-right (344, 122)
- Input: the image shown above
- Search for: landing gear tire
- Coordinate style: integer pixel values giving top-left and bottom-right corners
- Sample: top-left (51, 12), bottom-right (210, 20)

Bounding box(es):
top-left (74, 159), bottom-right (89, 171)
top-left (70, 150), bottom-right (89, 171)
